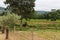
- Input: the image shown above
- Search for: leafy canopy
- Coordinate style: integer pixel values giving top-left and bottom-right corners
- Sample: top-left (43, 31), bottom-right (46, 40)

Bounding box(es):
top-left (5, 0), bottom-right (35, 19)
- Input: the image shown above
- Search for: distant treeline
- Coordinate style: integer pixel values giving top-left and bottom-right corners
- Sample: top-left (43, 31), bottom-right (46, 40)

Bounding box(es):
top-left (30, 9), bottom-right (60, 21)
top-left (0, 9), bottom-right (60, 21)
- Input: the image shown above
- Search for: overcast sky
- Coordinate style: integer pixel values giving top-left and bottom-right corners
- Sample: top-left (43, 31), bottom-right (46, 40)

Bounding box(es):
top-left (0, 0), bottom-right (60, 11)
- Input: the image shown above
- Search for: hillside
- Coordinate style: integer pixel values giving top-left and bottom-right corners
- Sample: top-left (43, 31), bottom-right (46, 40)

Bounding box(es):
top-left (0, 7), bottom-right (48, 15)
top-left (0, 7), bottom-right (5, 14)
top-left (36, 11), bottom-right (48, 14)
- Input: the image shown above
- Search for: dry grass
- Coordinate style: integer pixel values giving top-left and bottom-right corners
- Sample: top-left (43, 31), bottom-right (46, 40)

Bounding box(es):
top-left (0, 32), bottom-right (5, 40)
top-left (0, 30), bottom-right (60, 40)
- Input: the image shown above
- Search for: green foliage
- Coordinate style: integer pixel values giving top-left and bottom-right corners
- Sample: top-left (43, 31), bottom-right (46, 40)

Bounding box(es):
top-left (5, 0), bottom-right (35, 20)
top-left (0, 13), bottom-right (20, 28)
top-left (29, 9), bottom-right (60, 20)
top-left (46, 9), bottom-right (60, 21)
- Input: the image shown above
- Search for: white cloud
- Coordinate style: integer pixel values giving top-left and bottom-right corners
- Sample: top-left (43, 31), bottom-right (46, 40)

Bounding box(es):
top-left (35, 0), bottom-right (60, 11)
top-left (0, 0), bottom-right (6, 7)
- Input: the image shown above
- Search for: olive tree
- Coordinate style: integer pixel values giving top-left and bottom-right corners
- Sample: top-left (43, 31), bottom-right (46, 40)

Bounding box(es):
top-left (0, 13), bottom-right (20, 40)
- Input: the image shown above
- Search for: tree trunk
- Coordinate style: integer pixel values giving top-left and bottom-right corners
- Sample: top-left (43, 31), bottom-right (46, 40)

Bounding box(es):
top-left (6, 28), bottom-right (9, 40)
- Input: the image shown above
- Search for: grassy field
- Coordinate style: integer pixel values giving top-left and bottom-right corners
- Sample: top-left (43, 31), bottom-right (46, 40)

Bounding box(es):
top-left (0, 19), bottom-right (60, 40)
top-left (14, 19), bottom-right (60, 31)
top-left (0, 29), bottom-right (60, 40)
top-left (27, 19), bottom-right (60, 30)
top-left (35, 29), bottom-right (60, 40)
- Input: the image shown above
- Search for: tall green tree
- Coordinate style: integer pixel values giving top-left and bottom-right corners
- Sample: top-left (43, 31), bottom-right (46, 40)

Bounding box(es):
top-left (5, 0), bottom-right (35, 39)
top-left (56, 9), bottom-right (60, 19)
top-left (5, 0), bottom-right (35, 27)
top-left (47, 9), bottom-right (57, 21)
